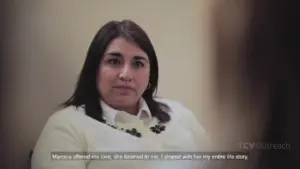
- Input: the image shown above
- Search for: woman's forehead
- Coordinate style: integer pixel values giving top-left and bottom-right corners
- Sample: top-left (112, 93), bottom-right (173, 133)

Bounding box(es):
top-left (105, 37), bottom-right (148, 59)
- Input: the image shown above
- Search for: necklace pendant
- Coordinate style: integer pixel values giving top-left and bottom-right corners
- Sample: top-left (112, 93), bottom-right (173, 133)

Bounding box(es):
top-left (104, 119), bottom-right (165, 138)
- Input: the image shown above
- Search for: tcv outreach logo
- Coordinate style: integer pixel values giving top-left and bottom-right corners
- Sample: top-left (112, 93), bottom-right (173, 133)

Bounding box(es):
top-left (239, 142), bottom-right (291, 150)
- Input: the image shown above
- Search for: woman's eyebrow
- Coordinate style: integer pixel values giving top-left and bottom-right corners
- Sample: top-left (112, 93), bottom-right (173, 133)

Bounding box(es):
top-left (105, 52), bottom-right (149, 62)
top-left (106, 52), bottom-right (123, 57)
top-left (133, 56), bottom-right (149, 63)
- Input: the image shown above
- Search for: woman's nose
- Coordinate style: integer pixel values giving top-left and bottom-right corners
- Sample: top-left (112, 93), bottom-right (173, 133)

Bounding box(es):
top-left (118, 65), bottom-right (133, 81)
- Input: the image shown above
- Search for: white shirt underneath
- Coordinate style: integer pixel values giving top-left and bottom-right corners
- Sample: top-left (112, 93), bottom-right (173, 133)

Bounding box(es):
top-left (31, 98), bottom-right (209, 169)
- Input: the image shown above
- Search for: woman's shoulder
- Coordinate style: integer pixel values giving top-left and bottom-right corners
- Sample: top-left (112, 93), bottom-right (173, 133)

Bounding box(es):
top-left (154, 97), bottom-right (191, 113)
top-left (154, 97), bottom-right (199, 122)
top-left (154, 97), bottom-right (206, 127)
top-left (155, 97), bottom-right (210, 149)
top-left (50, 106), bottom-right (85, 120)
top-left (43, 106), bottom-right (87, 129)
top-left (35, 106), bottom-right (94, 146)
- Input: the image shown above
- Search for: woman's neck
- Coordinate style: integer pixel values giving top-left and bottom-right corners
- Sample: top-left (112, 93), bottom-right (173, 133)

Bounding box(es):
top-left (101, 99), bottom-right (140, 115)
top-left (117, 105), bottom-right (139, 115)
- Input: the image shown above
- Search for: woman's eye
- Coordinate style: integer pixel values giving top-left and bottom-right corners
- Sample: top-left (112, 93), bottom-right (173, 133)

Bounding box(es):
top-left (134, 61), bottom-right (145, 68)
top-left (108, 59), bottom-right (121, 65)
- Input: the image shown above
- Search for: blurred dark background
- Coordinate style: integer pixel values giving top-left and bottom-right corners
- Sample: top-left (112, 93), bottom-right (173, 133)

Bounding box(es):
top-left (214, 0), bottom-right (299, 168)
top-left (246, 0), bottom-right (299, 168)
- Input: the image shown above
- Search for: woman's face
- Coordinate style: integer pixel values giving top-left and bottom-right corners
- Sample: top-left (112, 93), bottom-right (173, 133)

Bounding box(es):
top-left (98, 37), bottom-right (150, 109)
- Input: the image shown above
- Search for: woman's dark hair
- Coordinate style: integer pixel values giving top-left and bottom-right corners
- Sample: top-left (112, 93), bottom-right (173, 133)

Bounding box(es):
top-left (61, 20), bottom-right (170, 123)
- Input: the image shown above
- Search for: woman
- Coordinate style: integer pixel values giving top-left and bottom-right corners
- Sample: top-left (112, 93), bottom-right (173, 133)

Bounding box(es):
top-left (31, 20), bottom-right (209, 169)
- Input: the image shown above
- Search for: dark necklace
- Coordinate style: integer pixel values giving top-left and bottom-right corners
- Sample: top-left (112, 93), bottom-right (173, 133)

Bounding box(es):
top-left (105, 120), bottom-right (166, 138)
